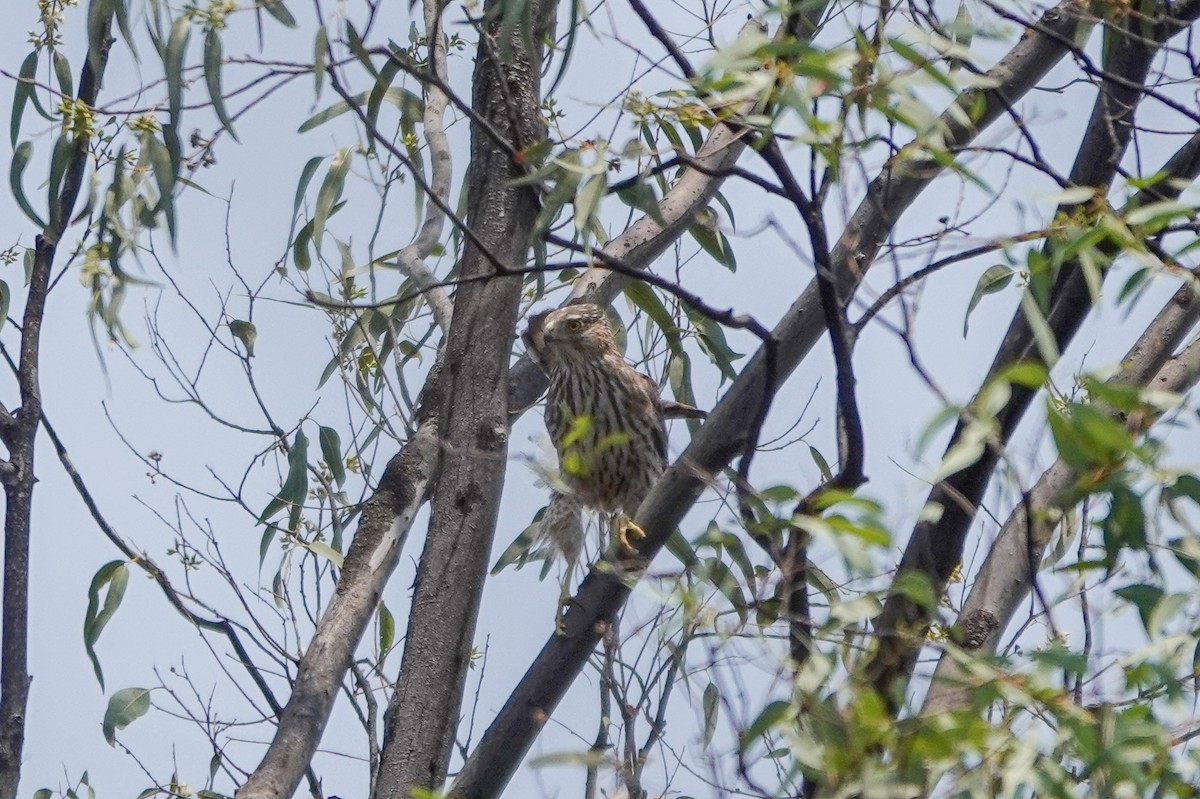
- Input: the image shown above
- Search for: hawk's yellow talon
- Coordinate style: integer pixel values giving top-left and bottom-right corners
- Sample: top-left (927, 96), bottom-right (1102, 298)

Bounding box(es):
top-left (616, 514), bottom-right (645, 555)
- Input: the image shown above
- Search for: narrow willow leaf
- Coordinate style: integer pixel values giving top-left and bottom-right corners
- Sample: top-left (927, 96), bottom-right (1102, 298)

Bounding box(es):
top-left (319, 425), bottom-right (345, 486)
top-left (739, 700), bottom-right (791, 753)
top-left (102, 687), bottom-right (151, 745)
top-left (313, 148), bottom-right (352, 248)
top-left (573, 173), bottom-right (606, 234)
top-left (146, 134), bottom-right (177, 243)
top-left (52, 51), bottom-right (73, 96)
top-left (11, 51), bottom-right (38, 145)
top-left (292, 219), bottom-right (314, 271)
top-left (1019, 291), bottom-right (1060, 366)
top-left (366, 57), bottom-right (403, 141)
top-left (113, 0), bottom-right (137, 57)
top-left (10, 141), bottom-right (47, 227)
top-left (616, 179), bottom-right (665, 226)
top-left (281, 429), bottom-right (310, 530)
top-left (345, 22), bottom-right (378, 77)
top-left (378, 602), bottom-right (395, 657)
top-left (47, 133), bottom-right (75, 228)
top-left (84, 560), bottom-right (129, 689)
top-left (165, 14), bottom-right (192, 129)
top-left (313, 26), bottom-right (328, 96)
top-left (303, 540), bottom-right (343, 568)
top-left (260, 0), bottom-right (297, 28)
top-left (203, 29), bottom-right (239, 141)
top-left (702, 683), bottom-right (720, 745)
top-left (962, 264), bottom-right (1014, 336)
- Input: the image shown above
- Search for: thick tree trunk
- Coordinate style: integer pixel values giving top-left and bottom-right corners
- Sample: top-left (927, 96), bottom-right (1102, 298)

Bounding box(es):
top-left (370, 2), bottom-right (556, 796)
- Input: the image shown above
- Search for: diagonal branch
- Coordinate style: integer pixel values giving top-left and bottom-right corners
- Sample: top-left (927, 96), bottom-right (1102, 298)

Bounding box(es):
top-left (863, 4), bottom-right (1200, 709)
top-left (452, 7), bottom-right (1101, 792)
top-left (234, 419), bottom-right (440, 799)
top-left (921, 275), bottom-right (1200, 716)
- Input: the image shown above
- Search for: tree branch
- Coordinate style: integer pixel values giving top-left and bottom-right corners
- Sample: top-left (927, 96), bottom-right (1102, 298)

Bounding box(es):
top-left (235, 419), bottom-right (440, 799)
top-left (921, 272), bottom-right (1200, 716)
top-left (863, 4), bottom-right (1200, 709)
top-left (450, 3), bottom-right (1098, 794)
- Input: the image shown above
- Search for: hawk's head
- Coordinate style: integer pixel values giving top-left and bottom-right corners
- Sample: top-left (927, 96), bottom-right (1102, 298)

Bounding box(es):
top-left (527, 303), bottom-right (615, 366)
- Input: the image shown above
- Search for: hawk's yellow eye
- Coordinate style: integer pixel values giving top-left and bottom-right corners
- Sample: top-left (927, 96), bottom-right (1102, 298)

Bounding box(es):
top-left (567, 319), bottom-right (583, 331)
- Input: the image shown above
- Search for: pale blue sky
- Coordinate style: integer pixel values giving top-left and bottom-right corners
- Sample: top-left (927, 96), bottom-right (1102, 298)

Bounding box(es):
top-left (3, 1), bottom-right (1199, 796)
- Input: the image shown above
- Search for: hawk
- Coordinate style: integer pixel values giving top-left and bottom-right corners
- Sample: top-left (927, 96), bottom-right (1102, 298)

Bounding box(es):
top-left (524, 303), bottom-right (704, 562)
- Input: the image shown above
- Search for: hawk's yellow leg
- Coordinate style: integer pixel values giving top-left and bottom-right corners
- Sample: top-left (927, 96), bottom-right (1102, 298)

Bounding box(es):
top-left (555, 561), bottom-right (575, 635)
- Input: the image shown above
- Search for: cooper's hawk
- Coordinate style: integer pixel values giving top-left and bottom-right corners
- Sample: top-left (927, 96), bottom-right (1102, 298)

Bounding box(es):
top-left (524, 303), bottom-right (704, 562)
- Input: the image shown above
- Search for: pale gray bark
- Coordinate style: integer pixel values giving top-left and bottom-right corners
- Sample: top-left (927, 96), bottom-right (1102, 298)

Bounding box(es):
top-left (235, 420), bottom-right (439, 799)
top-left (922, 289), bottom-right (1200, 716)
top-left (393, 0), bottom-right (454, 333)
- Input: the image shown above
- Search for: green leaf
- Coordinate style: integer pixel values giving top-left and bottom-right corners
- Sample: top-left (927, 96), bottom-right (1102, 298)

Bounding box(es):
top-left (288, 155), bottom-right (323, 242)
top-left (259, 429), bottom-right (310, 527)
top-left (686, 309), bottom-right (743, 383)
top-left (616, 179), bottom-right (665, 225)
top-left (809, 445), bottom-right (833, 482)
top-left (1114, 583), bottom-right (1164, 635)
top-left (302, 539), bottom-right (343, 568)
top-left (0, 280), bottom-right (9, 330)
top-left (203, 29), bottom-right (238, 141)
top-left (739, 700), bottom-right (791, 753)
top-left (319, 425), bottom-right (345, 487)
top-left (145, 134), bottom-right (177, 243)
top-left (260, 0), bottom-right (297, 28)
top-left (345, 22), bottom-right (378, 78)
top-left (1019, 291), bottom-right (1059, 366)
top-left (259, 524), bottom-right (278, 568)
top-left (702, 682), bottom-right (720, 745)
top-left (228, 320), bottom-right (256, 357)
top-left (313, 148), bottom-right (352, 248)
top-left (892, 570), bottom-right (938, 611)
top-left (1102, 487), bottom-right (1146, 571)
top-left (84, 561), bottom-right (130, 690)
top-left (47, 133), bottom-right (75, 228)
top-left (11, 51), bottom-right (38, 146)
top-left (102, 687), bottom-right (151, 745)
top-left (704, 557), bottom-right (747, 620)
top-left (10, 141), bottom-right (46, 227)
top-left (689, 214), bottom-right (737, 271)
top-left (313, 26), bottom-right (328, 96)
top-left (366, 57), bottom-right (403, 143)
top-left (165, 14), bottom-right (191, 129)
top-left (963, 265), bottom-right (1014, 336)
top-left (378, 601), bottom-right (395, 657)
top-left (623, 282), bottom-right (681, 353)
top-left (112, 0), bottom-right (137, 57)
top-left (574, 173), bottom-right (606, 235)
top-left (52, 51), bottom-right (73, 97)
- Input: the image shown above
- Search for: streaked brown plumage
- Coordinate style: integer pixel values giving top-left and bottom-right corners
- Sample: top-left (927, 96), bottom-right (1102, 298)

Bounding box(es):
top-left (523, 303), bottom-right (704, 562)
